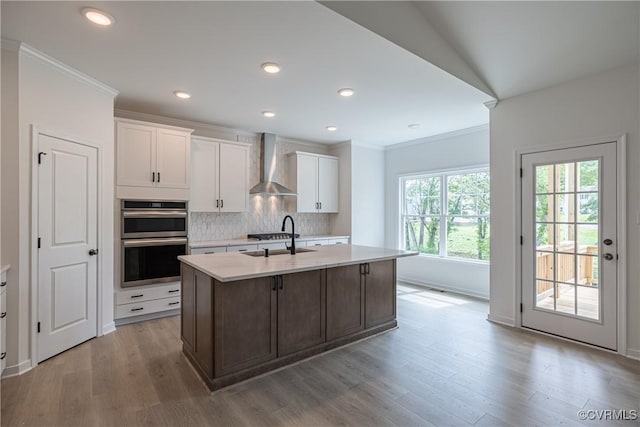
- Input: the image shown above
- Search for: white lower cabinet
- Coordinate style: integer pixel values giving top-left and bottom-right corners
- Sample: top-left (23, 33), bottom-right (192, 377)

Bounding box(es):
top-left (190, 246), bottom-right (227, 255)
top-left (115, 282), bottom-right (180, 321)
top-left (257, 242), bottom-right (288, 250)
top-left (306, 239), bottom-right (330, 247)
top-left (1, 269), bottom-right (7, 375)
top-left (328, 238), bottom-right (349, 245)
top-left (227, 244), bottom-right (258, 252)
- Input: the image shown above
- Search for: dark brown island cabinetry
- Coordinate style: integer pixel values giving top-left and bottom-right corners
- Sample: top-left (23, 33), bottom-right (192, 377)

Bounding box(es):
top-left (181, 259), bottom-right (397, 391)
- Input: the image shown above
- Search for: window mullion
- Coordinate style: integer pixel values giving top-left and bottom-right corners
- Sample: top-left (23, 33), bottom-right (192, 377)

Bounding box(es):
top-left (440, 175), bottom-right (447, 257)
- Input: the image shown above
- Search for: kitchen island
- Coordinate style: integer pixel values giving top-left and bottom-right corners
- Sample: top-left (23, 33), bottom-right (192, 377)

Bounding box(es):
top-left (178, 244), bottom-right (416, 391)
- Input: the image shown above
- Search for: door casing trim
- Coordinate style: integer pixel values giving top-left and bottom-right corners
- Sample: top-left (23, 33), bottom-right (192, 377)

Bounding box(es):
top-left (514, 134), bottom-right (627, 357)
top-left (30, 125), bottom-right (104, 368)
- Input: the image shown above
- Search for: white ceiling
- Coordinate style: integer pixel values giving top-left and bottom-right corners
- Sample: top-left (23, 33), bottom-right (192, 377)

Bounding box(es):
top-left (415, 1), bottom-right (640, 99)
top-left (1, 1), bottom-right (492, 146)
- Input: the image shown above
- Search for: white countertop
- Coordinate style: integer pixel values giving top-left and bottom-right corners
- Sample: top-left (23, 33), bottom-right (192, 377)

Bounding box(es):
top-left (189, 235), bottom-right (350, 249)
top-left (179, 244), bottom-right (417, 282)
top-left (0, 265), bottom-right (10, 275)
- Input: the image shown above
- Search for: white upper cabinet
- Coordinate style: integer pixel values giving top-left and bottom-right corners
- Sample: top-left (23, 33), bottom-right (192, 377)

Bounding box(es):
top-left (190, 136), bottom-right (250, 213)
top-left (288, 152), bottom-right (339, 213)
top-left (116, 119), bottom-right (192, 200)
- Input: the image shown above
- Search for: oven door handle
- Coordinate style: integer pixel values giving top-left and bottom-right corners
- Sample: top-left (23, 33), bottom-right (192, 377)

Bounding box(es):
top-left (122, 211), bottom-right (187, 218)
top-left (123, 238), bottom-right (188, 248)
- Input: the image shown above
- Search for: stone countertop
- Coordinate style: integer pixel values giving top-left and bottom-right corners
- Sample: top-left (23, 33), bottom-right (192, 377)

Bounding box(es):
top-left (179, 244), bottom-right (417, 282)
top-left (0, 265), bottom-right (10, 275)
top-left (189, 235), bottom-right (350, 249)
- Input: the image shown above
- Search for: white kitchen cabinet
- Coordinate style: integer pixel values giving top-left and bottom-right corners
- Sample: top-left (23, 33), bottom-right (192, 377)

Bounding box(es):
top-left (189, 246), bottom-right (227, 255)
top-left (288, 152), bottom-right (339, 213)
top-left (1, 267), bottom-right (8, 375)
top-left (190, 136), bottom-right (250, 213)
top-left (115, 282), bottom-right (181, 323)
top-left (116, 119), bottom-right (193, 200)
top-left (306, 239), bottom-right (330, 247)
top-left (227, 244), bottom-right (257, 252)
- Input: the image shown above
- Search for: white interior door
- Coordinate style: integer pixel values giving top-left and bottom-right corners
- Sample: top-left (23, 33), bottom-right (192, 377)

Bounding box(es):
top-left (37, 134), bottom-right (98, 362)
top-left (521, 142), bottom-right (617, 350)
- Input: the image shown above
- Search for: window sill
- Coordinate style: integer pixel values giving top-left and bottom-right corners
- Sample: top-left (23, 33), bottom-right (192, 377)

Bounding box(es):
top-left (412, 253), bottom-right (490, 266)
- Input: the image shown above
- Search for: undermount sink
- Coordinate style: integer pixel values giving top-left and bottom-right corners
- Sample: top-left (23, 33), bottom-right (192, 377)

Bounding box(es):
top-left (242, 248), bottom-right (316, 257)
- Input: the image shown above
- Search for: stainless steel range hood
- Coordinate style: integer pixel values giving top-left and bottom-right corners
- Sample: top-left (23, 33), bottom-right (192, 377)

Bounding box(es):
top-left (249, 133), bottom-right (297, 196)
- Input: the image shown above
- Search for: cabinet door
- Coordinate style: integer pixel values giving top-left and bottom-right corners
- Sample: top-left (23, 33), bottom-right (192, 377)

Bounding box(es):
top-left (156, 128), bottom-right (190, 189)
top-left (278, 270), bottom-right (325, 356)
top-left (318, 157), bottom-right (339, 212)
top-left (117, 122), bottom-right (155, 187)
top-left (327, 264), bottom-right (364, 340)
top-left (365, 260), bottom-right (397, 328)
top-left (296, 154), bottom-right (319, 212)
top-left (181, 265), bottom-right (196, 353)
top-left (190, 139), bottom-right (219, 211)
top-left (214, 277), bottom-right (277, 376)
top-left (219, 143), bottom-right (249, 212)
top-left (195, 270), bottom-right (214, 378)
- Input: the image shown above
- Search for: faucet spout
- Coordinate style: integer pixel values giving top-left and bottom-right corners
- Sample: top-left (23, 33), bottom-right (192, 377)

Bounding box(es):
top-left (281, 215), bottom-right (296, 255)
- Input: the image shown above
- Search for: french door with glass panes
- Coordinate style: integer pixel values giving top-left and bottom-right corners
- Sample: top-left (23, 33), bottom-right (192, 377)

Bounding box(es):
top-left (521, 142), bottom-right (617, 350)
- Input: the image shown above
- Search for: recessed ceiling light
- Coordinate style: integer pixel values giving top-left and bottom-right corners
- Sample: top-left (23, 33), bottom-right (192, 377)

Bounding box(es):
top-left (408, 123), bottom-right (420, 129)
top-left (82, 8), bottom-right (114, 26)
top-left (262, 111), bottom-right (276, 118)
top-left (326, 126), bottom-right (338, 132)
top-left (338, 88), bottom-right (355, 97)
top-left (261, 63), bottom-right (281, 74)
top-left (174, 90), bottom-right (191, 99)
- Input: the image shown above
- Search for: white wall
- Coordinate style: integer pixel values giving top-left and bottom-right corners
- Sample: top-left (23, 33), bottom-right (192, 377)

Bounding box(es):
top-left (1, 43), bottom-right (116, 374)
top-left (385, 127), bottom-right (490, 298)
top-left (351, 143), bottom-right (385, 247)
top-left (329, 142), bottom-right (352, 237)
top-left (489, 64), bottom-right (640, 356)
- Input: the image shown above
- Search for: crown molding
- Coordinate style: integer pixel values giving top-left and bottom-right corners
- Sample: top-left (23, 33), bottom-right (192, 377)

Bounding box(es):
top-left (483, 100), bottom-right (498, 110)
top-left (1, 38), bottom-right (21, 52)
top-left (115, 109), bottom-right (258, 140)
top-left (384, 124), bottom-right (489, 152)
top-left (11, 41), bottom-right (118, 98)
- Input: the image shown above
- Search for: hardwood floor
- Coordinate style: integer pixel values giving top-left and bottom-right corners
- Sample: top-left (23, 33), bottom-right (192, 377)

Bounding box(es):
top-left (2, 283), bottom-right (638, 426)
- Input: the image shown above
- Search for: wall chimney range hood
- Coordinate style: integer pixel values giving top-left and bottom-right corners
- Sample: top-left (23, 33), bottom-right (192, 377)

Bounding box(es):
top-left (249, 133), bottom-right (297, 196)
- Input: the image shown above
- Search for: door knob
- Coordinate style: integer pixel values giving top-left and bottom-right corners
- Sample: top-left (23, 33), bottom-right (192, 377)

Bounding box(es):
top-left (603, 238), bottom-right (613, 246)
top-left (603, 253), bottom-right (614, 260)
top-left (89, 249), bottom-right (99, 256)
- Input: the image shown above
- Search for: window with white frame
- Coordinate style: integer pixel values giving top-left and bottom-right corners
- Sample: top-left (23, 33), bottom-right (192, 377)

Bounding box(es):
top-left (401, 168), bottom-right (490, 261)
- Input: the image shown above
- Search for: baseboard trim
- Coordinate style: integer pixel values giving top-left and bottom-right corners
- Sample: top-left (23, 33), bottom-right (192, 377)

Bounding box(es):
top-left (101, 321), bottom-right (116, 336)
top-left (2, 359), bottom-right (32, 378)
top-left (487, 314), bottom-right (516, 327)
top-left (626, 348), bottom-right (640, 360)
top-left (397, 276), bottom-right (489, 300)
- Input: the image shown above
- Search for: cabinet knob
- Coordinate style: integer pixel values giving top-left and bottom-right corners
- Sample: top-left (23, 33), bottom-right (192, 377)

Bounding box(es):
top-left (0, 352), bottom-right (5, 360)
top-left (0, 282), bottom-right (6, 287)
top-left (0, 312), bottom-right (6, 319)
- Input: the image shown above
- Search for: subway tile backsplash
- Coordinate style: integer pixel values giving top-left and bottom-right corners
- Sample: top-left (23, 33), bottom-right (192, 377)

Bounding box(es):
top-left (188, 135), bottom-right (331, 242)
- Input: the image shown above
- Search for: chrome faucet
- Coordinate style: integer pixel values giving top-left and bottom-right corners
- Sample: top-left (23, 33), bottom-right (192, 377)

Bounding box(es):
top-left (281, 215), bottom-right (296, 255)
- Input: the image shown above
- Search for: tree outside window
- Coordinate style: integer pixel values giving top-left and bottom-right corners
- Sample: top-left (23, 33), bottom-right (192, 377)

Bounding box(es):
top-left (401, 168), bottom-right (490, 261)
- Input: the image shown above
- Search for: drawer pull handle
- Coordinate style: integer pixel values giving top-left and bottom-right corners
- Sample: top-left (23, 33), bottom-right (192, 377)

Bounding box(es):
top-left (0, 282), bottom-right (6, 287)
top-left (131, 294), bottom-right (144, 299)
top-left (131, 307), bottom-right (144, 312)
top-left (0, 352), bottom-right (5, 360)
top-left (168, 289), bottom-right (179, 293)
top-left (168, 301), bottom-right (180, 306)
top-left (0, 312), bottom-right (6, 319)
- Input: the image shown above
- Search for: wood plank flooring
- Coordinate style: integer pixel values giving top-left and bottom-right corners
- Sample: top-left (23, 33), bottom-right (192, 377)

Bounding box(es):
top-left (2, 283), bottom-right (638, 426)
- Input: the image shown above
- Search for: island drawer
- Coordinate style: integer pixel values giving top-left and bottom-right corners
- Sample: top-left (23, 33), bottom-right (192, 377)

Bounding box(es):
top-left (116, 296), bottom-right (181, 319)
top-left (116, 283), bottom-right (181, 305)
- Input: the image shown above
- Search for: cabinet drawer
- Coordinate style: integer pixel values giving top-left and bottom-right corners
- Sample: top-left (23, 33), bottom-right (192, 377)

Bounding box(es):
top-left (306, 239), bottom-right (329, 247)
top-left (1, 290), bottom-right (6, 373)
top-left (227, 244), bottom-right (257, 252)
top-left (257, 242), bottom-right (287, 250)
top-left (116, 283), bottom-right (181, 305)
top-left (116, 297), bottom-right (181, 319)
top-left (328, 238), bottom-right (349, 245)
top-left (190, 246), bottom-right (227, 255)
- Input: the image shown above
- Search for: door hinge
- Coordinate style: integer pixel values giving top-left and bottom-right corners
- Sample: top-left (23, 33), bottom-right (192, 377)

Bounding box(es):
top-left (520, 168), bottom-right (523, 178)
top-left (520, 303), bottom-right (523, 313)
top-left (37, 237), bottom-right (41, 249)
top-left (38, 152), bottom-right (47, 164)
top-left (520, 236), bottom-right (523, 245)
top-left (37, 322), bottom-right (41, 333)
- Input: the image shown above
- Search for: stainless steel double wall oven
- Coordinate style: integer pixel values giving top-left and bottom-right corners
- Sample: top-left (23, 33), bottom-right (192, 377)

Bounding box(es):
top-left (121, 200), bottom-right (188, 287)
